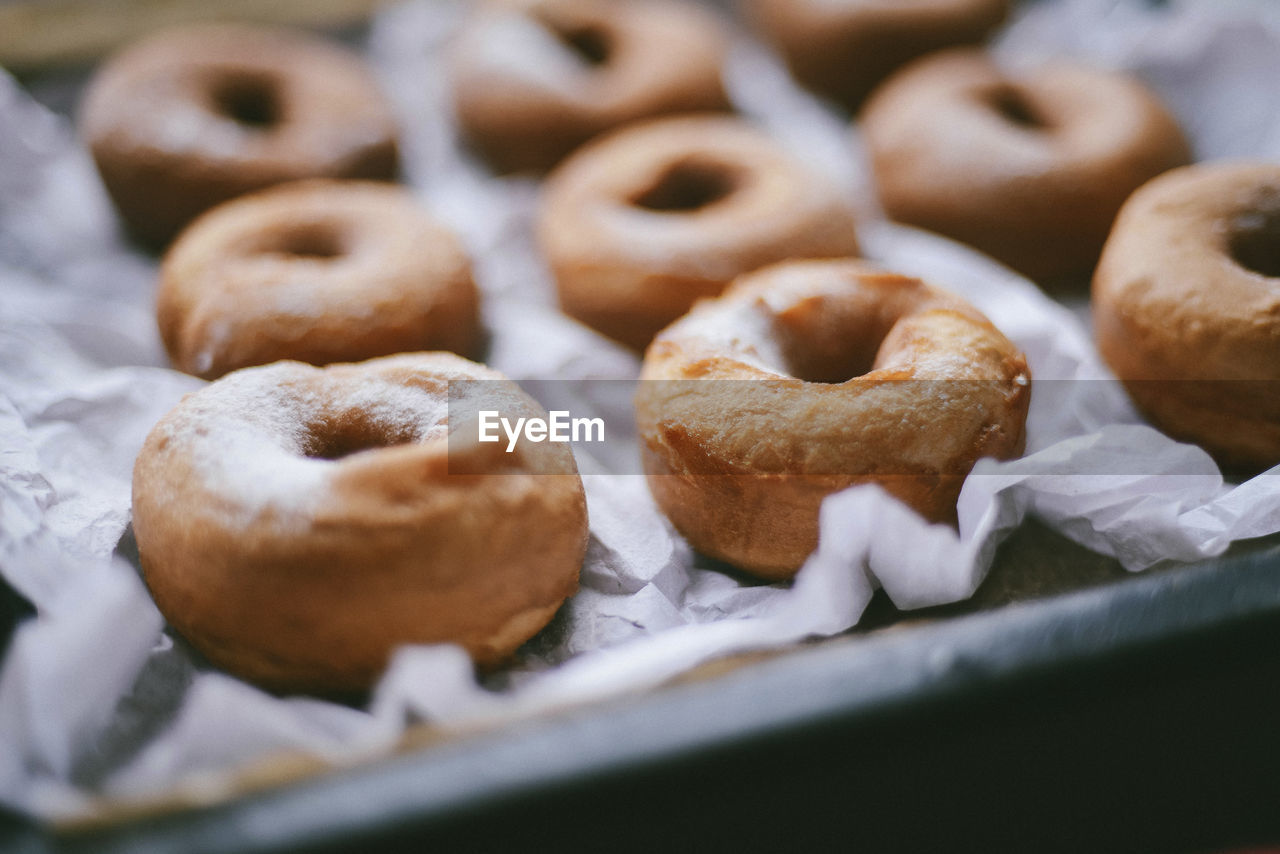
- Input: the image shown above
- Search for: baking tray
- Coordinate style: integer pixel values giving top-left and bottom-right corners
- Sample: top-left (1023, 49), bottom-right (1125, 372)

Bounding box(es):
top-left (1, 526), bottom-right (1278, 852)
top-left (5, 4), bottom-right (1280, 853)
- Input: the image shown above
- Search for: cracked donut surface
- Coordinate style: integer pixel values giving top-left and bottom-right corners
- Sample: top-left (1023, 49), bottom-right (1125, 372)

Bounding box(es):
top-left (636, 259), bottom-right (1030, 579)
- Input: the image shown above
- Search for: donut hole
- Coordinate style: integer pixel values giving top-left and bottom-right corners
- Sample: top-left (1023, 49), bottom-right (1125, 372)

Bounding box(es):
top-left (304, 416), bottom-right (419, 461)
top-left (211, 73), bottom-right (282, 129)
top-left (534, 12), bottom-right (613, 66)
top-left (983, 85), bottom-right (1049, 131)
top-left (631, 159), bottom-right (743, 213)
top-left (771, 295), bottom-right (903, 384)
top-left (780, 332), bottom-right (884, 384)
top-left (258, 222), bottom-right (348, 261)
top-left (557, 24), bottom-right (612, 66)
top-left (1230, 205), bottom-right (1280, 279)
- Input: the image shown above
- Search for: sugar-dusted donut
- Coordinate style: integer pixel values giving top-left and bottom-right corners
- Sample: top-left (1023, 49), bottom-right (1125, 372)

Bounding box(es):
top-left (747, 0), bottom-right (1009, 111)
top-left (450, 0), bottom-right (730, 174)
top-left (1093, 162), bottom-right (1280, 473)
top-left (538, 114), bottom-right (861, 350)
top-left (131, 353), bottom-right (588, 694)
top-left (862, 49), bottom-right (1191, 282)
top-left (80, 24), bottom-right (399, 247)
top-left (158, 180), bottom-right (480, 380)
top-left (636, 259), bottom-right (1030, 579)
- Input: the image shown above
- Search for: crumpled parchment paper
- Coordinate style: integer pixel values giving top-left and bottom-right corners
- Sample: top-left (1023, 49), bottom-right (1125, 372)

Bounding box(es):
top-left (2, 0), bottom-right (1279, 821)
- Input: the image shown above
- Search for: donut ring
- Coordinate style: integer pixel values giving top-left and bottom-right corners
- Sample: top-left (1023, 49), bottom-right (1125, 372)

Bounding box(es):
top-left (80, 24), bottom-right (399, 247)
top-left (450, 0), bottom-right (730, 174)
top-left (157, 180), bottom-right (480, 380)
top-left (131, 353), bottom-right (588, 694)
top-left (538, 115), bottom-right (861, 350)
top-left (862, 49), bottom-right (1191, 282)
top-left (1093, 162), bottom-right (1280, 473)
top-left (747, 0), bottom-right (1009, 111)
top-left (635, 259), bottom-right (1030, 579)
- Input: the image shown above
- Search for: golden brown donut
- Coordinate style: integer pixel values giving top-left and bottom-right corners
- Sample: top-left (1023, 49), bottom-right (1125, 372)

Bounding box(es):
top-left (158, 180), bottom-right (480, 380)
top-left (80, 24), bottom-right (399, 247)
top-left (131, 353), bottom-right (589, 694)
top-left (538, 114), bottom-right (861, 350)
top-left (450, 0), bottom-right (730, 174)
top-left (1093, 162), bottom-right (1280, 473)
top-left (746, 0), bottom-right (1009, 111)
top-left (636, 259), bottom-right (1030, 579)
top-left (862, 49), bottom-right (1192, 283)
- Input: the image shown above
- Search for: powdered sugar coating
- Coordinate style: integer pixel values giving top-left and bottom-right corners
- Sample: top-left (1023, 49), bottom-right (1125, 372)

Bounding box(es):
top-left (157, 181), bottom-right (480, 380)
top-left (138, 355), bottom-right (478, 527)
top-left (130, 351), bottom-right (588, 692)
top-left (662, 291), bottom-right (787, 376)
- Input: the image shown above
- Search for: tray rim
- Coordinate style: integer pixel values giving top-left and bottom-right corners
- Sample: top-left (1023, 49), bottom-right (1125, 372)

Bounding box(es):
top-left (29, 536), bottom-right (1280, 853)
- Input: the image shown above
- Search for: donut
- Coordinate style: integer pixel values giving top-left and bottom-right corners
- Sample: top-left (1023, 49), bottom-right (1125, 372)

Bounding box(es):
top-left (538, 114), bottom-right (861, 350)
top-left (1093, 162), bottom-right (1280, 473)
top-left (450, 0), bottom-right (730, 174)
top-left (80, 24), bottom-right (399, 247)
top-left (131, 353), bottom-right (589, 694)
top-left (635, 259), bottom-right (1030, 579)
top-left (157, 180), bottom-right (480, 381)
top-left (746, 0), bottom-right (1009, 111)
top-left (862, 49), bottom-right (1192, 282)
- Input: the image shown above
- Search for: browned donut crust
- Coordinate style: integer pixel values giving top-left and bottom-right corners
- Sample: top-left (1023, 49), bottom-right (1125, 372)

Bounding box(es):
top-left (1093, 162), bottom-right (1280, 473)
top-left (862, 49), bottom-right (1191, 283)
top-left (450, 0), bottom-right (730, 174)
top-left (636, 259), bottom-right (1030, 579)
top-left (80, 24), bottom-right (399, 248)
top-left (747, 0), bottom-right (1009, 111)
top-left (538, 114), bottom-right (861, 350)
top-left (157, 180), bottom-right (480, 381)
top-left (131, 353), bottom-right (589, 694)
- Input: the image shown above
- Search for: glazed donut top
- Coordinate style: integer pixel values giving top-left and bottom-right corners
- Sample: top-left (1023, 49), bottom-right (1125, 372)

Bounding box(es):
top-left (640, 259), bottom-right (1030, 475)
top-left (80, 24), bottom-right (398, 194)
top-left (157, 180), bottom-right (478, 379)
top-left (541, 114), bottom-right (859, 284)
top-left (1094, 161), bottom-right (1280, 383)
top-left (452, 0), bottom-right (727, 118)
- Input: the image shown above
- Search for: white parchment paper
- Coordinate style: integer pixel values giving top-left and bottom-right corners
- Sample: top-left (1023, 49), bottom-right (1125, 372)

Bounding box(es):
top-left (2, 0), bottom-right (1280, 820)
